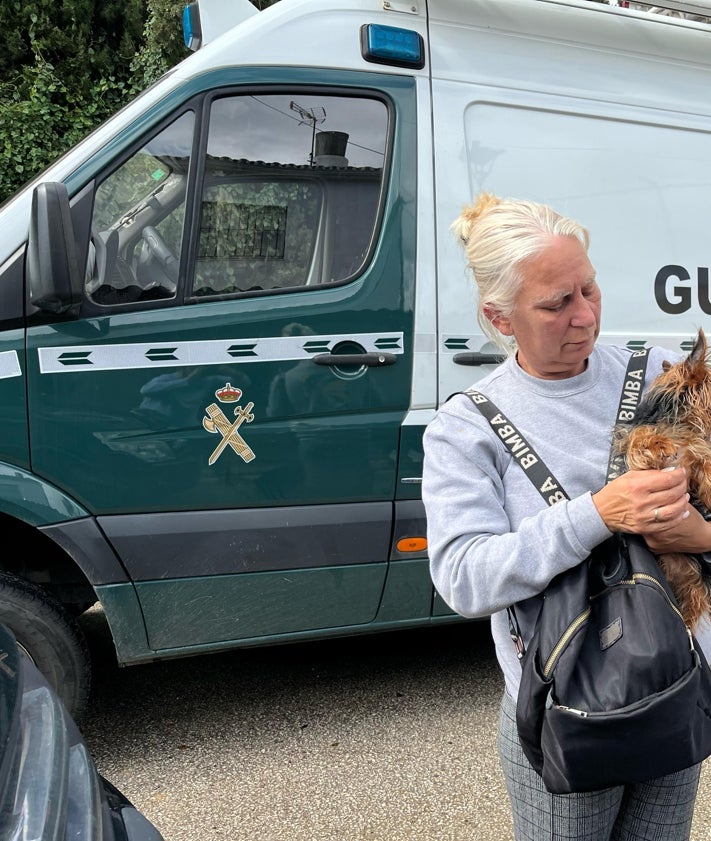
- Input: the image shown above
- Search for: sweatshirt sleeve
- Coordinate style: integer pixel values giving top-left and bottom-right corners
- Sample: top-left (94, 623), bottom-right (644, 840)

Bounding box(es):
top-left (421, 405), bottom-right (612, 618)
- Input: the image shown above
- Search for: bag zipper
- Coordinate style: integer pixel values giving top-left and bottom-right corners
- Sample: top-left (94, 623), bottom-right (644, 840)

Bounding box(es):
top-left (542, 607), bottom-right (590, 679)
top-left (630, 572), bottom-right (687, 625)
top-left (542, 573), bottom-right (688, 681)
top-left (554, 652), bottom-right (698, 718)
top-left (544, 574), bottom-right (695, 716)
top-left (555, 704), bottom-right (588, 716)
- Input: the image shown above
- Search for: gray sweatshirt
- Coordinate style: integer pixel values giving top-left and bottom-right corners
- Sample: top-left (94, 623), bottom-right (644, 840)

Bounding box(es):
top-left (422, 343), bottom-right (681, 701)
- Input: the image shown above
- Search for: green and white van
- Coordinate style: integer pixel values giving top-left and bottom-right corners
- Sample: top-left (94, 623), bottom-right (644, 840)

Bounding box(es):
top-left (1, 0), bottom-right (710, 717)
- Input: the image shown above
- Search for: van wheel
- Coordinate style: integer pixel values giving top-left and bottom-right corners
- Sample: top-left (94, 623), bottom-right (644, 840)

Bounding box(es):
top-left (0, 573), bottom-right (91, 721)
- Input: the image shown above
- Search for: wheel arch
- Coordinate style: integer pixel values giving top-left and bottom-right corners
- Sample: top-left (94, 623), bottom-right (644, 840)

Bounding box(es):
top-left (0, 467), bottom-right (151, 715)
top-left (0, 512), bottom-right (99, 612)
top-left (0, 463), bottom-right (131, 610)
top-left (0, 461), bottom-right (88, 525)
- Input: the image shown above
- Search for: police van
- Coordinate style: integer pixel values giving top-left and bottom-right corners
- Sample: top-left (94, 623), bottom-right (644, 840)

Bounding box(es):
top-left (0, 0), bottom-right (710, 717)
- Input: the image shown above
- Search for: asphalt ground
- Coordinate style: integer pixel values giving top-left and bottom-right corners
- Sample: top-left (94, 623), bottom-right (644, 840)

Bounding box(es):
top-left (78, 608), bottom-right (711, 841)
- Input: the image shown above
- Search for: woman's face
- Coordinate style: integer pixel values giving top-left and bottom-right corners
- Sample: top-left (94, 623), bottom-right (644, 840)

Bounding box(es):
top-left (491, 235), bottom-right (601, 380)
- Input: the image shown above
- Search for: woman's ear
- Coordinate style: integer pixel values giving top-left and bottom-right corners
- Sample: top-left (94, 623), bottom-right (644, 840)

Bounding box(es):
top-left (482, 305), bottom-right (497, 323)
top-left (483, 305), bottom-right (513, 336)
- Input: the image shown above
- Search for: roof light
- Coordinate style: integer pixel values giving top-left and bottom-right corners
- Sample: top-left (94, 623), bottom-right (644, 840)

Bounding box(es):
top-left (360, 24), bottom-right (425, 69)
top-left (183, 3), bottom-right (202, 51)
top-left (183, 0), bottom-right (258, 50)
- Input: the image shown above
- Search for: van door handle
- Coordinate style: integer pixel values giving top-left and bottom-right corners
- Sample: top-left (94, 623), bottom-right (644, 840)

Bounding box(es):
top-left (312, 352), bottom-right (397, 367)
top-left (453, 352), bottom-right (505, 365)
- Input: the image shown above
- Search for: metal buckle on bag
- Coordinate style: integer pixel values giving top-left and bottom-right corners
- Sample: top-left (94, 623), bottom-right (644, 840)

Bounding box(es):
top-left (510, 628), bottom-right (526, 659)
top-left (508, 608), bottom-right (525, 658)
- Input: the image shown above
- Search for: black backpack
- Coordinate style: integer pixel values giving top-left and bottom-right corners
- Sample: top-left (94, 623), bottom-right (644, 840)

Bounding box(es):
top-left (514, 531), bottom-right (711, 792)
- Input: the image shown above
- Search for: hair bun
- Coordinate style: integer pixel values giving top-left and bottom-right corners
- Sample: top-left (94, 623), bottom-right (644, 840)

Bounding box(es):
top-left (471, 192), bottom-right (500, 218)
top-left (452, 192), bottom-right (501, 244)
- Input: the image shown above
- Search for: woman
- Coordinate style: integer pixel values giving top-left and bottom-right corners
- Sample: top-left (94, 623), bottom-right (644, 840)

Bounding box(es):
top-left (421, 192), bottom-right (711, 840)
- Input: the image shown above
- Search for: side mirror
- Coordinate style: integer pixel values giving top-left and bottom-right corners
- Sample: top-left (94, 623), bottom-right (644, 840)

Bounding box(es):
top-left (27, 182), bottom-right (82, 315)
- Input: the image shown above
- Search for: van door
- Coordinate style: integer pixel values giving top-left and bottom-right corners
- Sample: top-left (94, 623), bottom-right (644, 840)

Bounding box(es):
top-left (26, 73), bottom-right (418, 651)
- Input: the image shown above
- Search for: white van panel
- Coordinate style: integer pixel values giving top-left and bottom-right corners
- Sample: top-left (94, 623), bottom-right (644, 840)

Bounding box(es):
top-left (462, 100), bottom-right (711, 331)
top-left (431, 0), bottom-right (711, 402)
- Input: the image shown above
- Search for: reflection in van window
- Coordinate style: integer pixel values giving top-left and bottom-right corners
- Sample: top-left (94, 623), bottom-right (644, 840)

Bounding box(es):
top-left (195, 180), bottom-right (321, 294)
top-left (192, 94), bottom-right (387, 297)
top-left (86, 111), bottom-right (194, 306)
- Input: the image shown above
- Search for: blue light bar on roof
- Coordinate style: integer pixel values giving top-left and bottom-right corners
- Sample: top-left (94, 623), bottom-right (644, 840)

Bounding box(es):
top-left (183, 3), bottom-right (202, 51)
top-left (360, 24), bottom-right (425, 69)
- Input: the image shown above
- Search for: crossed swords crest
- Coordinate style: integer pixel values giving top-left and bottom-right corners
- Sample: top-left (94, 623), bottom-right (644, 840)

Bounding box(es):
top-left (203, 393), bottom-right (255, 465)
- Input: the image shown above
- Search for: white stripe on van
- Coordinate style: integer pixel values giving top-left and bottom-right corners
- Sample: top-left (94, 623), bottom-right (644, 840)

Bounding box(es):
top-left (37, 332), bottom-right (404, 374)
top-left (0, 350), bottom-right (21, 380)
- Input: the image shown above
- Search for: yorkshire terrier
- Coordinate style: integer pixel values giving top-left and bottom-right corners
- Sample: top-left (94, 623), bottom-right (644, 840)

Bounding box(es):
top-left (612, 328), bottom-right (711, 631)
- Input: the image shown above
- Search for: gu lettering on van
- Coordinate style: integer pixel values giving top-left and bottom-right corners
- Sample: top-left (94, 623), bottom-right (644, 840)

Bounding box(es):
top-left (655, 265), bottom-right (711, 314)
top-left (202, 383), bottom-right (256, 465)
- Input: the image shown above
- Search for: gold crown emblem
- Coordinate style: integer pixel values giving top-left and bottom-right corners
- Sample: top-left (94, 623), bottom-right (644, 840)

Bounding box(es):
top-left (216, 383), bottom-right (242, 403)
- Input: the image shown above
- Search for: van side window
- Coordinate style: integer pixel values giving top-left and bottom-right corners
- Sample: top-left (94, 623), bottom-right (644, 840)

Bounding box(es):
top-left (85, 111), bottom-right (194, 306)
top-left (83, 94), bottom-right (387, 309)
top-left (191, 93), bottom-right (387, 297)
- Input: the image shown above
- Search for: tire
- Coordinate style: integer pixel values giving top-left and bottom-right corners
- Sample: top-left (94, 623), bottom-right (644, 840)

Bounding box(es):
top-left (0, 573), bottom-right (91, 721)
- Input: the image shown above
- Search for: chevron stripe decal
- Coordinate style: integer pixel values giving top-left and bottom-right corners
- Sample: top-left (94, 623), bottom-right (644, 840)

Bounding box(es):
top-left (0, 350), bottom-right (21, 380)
top-left (37, 332), bottom-right (404, 374)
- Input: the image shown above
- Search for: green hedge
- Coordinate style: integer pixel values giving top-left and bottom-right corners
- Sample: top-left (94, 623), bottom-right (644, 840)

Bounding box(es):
top-left (0, 0), bottom-right (183, 205)
top-left (0, 0), bottom-right (283, 206)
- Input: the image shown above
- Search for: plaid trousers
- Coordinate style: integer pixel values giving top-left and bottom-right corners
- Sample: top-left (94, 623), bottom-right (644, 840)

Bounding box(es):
top-left (497, 691), bottom-right (701, 840)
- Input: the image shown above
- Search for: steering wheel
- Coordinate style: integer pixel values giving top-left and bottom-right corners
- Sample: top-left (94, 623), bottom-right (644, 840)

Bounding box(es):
top-left (140, 226), bottom-right (179, 281)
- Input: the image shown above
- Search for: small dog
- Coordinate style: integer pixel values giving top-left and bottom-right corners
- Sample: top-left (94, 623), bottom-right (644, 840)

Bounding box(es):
top-left (612, 328), bottom-right (711, 631)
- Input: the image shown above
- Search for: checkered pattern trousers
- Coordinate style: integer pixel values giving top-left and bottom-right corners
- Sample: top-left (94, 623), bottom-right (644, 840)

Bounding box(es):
top-left (498, 691), bottom-right (701, 840)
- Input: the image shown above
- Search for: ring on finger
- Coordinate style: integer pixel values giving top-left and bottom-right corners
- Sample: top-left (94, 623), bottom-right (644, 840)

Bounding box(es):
top-left (654, 507), bottom-right (660, 522)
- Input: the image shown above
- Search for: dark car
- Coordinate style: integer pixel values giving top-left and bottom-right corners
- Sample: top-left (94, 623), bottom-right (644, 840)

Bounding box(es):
top-left (0, 622), bottom-right (164, 840)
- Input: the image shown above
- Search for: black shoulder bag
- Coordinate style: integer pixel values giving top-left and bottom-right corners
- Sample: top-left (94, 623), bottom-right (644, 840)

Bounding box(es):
top-left (466, 349), bottom-right (711, 794)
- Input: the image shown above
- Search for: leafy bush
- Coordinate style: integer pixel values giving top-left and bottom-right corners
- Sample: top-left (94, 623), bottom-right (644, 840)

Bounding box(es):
top-left (0, 0), bottom-right (283, 205)
top-left (0, 0), bottom-right (185, 205)
top-left (0, 57), bottom-right (130, 203)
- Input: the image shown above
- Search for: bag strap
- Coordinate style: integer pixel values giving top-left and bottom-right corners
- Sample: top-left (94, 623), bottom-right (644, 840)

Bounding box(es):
top-left (465, 349), bottom-right (649, 499)
top-left (463, 348), bottom-right (649, 657)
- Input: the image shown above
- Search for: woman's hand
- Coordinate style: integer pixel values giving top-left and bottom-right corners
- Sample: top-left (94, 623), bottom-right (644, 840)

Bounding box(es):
top-left (643, 504), bottom-right (711, 555)
top-left (592, 467), bottom-right (689, 535)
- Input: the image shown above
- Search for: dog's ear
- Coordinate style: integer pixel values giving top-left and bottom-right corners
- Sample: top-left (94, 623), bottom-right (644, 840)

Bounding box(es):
top-left (662, 360), bottom-right (672, 372)
top-left (689, 328), bottom-right (707, 364)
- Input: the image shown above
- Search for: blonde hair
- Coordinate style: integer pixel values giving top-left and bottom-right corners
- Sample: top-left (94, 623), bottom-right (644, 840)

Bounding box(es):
top-left (451, 193), bottom-right (591, 354)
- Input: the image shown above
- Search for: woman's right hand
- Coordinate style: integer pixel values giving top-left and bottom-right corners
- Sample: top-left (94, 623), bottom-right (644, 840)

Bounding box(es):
top-left (591, 466), bottom-right (689, 534)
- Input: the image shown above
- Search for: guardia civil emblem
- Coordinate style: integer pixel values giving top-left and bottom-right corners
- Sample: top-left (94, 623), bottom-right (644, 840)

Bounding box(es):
top-left (202, 383), bottom-right (255, 464)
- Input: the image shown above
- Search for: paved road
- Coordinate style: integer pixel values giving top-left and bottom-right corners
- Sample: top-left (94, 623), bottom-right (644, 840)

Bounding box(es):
top-left (78, 608), bottom-right (711, 841)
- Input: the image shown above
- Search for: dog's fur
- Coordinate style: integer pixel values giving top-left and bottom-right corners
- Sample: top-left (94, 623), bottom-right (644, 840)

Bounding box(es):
top-left (612, 328), bottom-right (711, 630)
